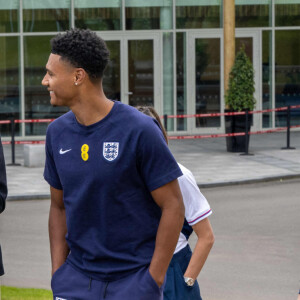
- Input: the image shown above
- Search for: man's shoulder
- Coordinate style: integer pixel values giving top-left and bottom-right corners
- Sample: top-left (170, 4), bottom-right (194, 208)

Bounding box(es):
top-left (115, 102), bottom-right (157, 129)
top-left (47, 111), bottom-right (73, 134)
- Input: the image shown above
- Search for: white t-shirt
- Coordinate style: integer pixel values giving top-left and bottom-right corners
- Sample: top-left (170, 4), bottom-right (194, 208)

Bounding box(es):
top-left (174, 163), bottom-right (212, 254)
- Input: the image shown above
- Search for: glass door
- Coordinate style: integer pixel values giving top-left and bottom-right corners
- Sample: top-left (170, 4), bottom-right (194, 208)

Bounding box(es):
top-left (187, 31), bottom-right (224, 134)
top-left (100, 33), bottom-right (161, 110)
top-left (187, 30), bottom-right (260, 134)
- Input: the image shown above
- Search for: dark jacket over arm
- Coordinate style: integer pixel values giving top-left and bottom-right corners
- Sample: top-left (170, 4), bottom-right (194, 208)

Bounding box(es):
top-left (0, 135), bottom-right (7, 276)
top-left (0, 135), bottom-right (7, 213)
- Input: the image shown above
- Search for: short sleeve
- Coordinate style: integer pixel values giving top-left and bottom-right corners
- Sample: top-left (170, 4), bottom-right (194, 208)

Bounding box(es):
top-left (137, 119), bottom-right (182, 192)
top-left (178, 166), bottom-right (212, 226)
top-left (43, 128), bottom-right (63, 190)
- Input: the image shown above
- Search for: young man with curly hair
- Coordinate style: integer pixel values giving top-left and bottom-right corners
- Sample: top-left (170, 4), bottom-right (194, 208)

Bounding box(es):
top-left (42, 28), bottom-right (184, 300)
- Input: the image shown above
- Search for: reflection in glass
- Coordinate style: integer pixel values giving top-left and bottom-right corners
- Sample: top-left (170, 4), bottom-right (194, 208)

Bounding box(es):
top-left (275, 31), bottom-right (300, 127)
top-left (126, 0), bottom-right (172, 30)
top-left (23, 0), bottom-right (70, 32)
top-left (262, 31), bottom-right (272, 128)
top-left (0, 0), bottom-right (19, 32)
top-left (75, 0), bottom-right (121, 30)
top-left (128, 40), bottom-right (154, 107)
top-left (195, 38), bottom-right (220, 128)
top-left (176, 0), bottom-right (220, 29)
top-left (0, 36), bottom-right (20, 136)
top-left (235, 37), bottom-right (253, 61)
top-left (235, 0), bottom-right (271, 28)
top-left (163, 33), bottom-right (174, 131)
top-left (24, 36), bottom-right (68, 136)
top-left (275, 1), bottom-right (300, 26)
top-left (103, 41), bottom-right (121, 101)
top-left (176, 32), bottom-right (186, 131)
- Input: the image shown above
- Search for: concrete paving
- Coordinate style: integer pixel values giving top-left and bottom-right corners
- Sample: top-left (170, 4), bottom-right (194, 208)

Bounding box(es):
top-left (1, 179), bottom-right (299, 300)
top-left (2, 130), bottom-right (300, 200)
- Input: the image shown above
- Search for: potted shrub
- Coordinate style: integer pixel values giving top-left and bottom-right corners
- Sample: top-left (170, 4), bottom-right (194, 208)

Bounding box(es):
top-left (225, 45), bottom-right (256, 152)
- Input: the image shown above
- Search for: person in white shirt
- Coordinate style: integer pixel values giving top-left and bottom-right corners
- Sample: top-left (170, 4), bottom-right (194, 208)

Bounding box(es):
top-left (137, 106), bottom-right (214, 300)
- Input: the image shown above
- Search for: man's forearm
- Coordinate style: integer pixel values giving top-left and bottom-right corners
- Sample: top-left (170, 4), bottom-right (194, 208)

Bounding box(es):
top-left (149, 205), bottom-right (184, 286)
top-left (184, 236), bottom-right (214, 279)
top-left (49, 205), bottom-right (69, 275)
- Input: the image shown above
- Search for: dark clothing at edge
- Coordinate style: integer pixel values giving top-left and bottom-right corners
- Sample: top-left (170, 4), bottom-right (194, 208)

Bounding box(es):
top-left (0, 135), bottom-right (8, 276)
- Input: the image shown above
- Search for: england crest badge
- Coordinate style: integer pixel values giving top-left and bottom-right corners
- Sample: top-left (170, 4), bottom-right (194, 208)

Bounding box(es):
top-left (103, 142), bottom-right (119, 161)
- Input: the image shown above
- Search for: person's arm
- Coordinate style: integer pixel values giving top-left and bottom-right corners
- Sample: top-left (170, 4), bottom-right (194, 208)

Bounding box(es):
top-left (183, 218), bottom-right (214, 280)
top-left (0, 137), bottom-right (7, 214)
top-left (297, 292), bottom-right (300, 300)
top-left (149, 179), bottom-right (185, 287)
top-left (49, 186), bottom-right (69, 275)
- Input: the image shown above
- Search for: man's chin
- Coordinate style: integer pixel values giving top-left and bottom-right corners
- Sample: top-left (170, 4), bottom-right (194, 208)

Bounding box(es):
top-left (50, 99), bottom-right (60, 107)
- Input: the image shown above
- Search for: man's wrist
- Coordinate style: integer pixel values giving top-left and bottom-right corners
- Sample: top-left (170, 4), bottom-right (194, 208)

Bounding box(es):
top-left (184, 276), bottom-right (195, 287)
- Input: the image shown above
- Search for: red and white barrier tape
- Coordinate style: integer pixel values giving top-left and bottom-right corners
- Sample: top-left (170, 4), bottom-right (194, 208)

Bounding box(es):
top-left (168, 125), bottom-right (300, 140)
top-left (2, 125), bottom-right (300, 144)
top-left (2, 140), bottom-right (45, 145)
top-left (1, 105), bottom-right (300, 123)
top-left (165, 104), bottom-right (300, 119)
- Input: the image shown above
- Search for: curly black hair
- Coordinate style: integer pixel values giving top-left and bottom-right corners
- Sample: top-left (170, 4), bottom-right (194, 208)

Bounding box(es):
top-left (50, 28), bottom-right (110, 81)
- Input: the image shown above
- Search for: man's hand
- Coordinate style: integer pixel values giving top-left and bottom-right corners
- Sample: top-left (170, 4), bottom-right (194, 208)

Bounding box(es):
top-left (149, 179), bottom-right (184, 287)
top-left (49, 187), bottom-right (69, 275)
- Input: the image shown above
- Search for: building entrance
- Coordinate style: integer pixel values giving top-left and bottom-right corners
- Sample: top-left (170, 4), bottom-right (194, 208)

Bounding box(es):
top-left (186, 30), bottom-right (260, 134)
top-left (100, 33), bottom-right (162, 112)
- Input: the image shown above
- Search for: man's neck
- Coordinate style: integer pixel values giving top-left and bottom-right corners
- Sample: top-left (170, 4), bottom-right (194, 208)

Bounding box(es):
top-left (71, 93), bottom-right (114, 127)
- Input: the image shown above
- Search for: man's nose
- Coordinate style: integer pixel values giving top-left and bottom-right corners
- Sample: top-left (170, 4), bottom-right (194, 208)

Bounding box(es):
top-left (41, 75), bottom-right (48, 86)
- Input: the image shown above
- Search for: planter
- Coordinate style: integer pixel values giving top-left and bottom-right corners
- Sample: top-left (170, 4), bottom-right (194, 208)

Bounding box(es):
top-left (225, 111), bottom-right (252, 153)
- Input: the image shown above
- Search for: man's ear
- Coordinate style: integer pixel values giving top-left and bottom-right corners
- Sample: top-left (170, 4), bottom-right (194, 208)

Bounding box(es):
top-left (74, 68), bottom-right (86, 86)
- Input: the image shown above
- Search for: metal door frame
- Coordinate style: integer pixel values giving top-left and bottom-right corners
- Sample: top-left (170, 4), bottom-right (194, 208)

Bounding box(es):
top-left (98, 32), bottom-right (162, 114)
top-left (186, 29), bottom-right (260, 134)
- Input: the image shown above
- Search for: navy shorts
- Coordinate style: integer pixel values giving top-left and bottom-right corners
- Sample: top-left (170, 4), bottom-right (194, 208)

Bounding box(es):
top-left (51, 262), bottom-right (165, 300)
top-left (164, 245), bottom-right (202, 300)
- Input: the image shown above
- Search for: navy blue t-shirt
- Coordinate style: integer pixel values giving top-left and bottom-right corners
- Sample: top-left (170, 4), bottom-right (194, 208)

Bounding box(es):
top-left (44, 101), bottom-right (182, 281)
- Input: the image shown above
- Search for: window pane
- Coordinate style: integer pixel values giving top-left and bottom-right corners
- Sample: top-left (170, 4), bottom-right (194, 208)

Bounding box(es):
top-left (235, 0), bottom-right (271, 28)
top-left (262, 31), bottom-right (273, 128)
top-left (163, 33), bottom-right (174, 131)
top-left (23, 0), bottom-right (70, 32)
top-left (0, 36), bottom-right (20, 136)
top-left (103, 41), bottom-right (121, 101)
top-left (24, 36), bottom-right (68, 136)
top-left (75, 0), bottom-right (121, 31)
top-left (275, 30), bottom-right (300, 127)
top-left (176, 32), bottom-right (186, 131)
top-left (176, 0), bottom-right (221, 29)
top-left (195, 38), bottom-right (220, 128)
top-left (275, 0), bottom-right (300, 26)
top-left (0, 0), bottom-right (19, 32)
top-left (128, 40), bottom-right (154, 107)
top-left (126, 0), bottom-right (172, 30)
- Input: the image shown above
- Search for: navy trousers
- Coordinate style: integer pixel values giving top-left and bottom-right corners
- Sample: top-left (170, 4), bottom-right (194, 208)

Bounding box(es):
top-left (51, 262), bottom-right (165, 300)
top-left (164, 245), bottom-right (202, 300)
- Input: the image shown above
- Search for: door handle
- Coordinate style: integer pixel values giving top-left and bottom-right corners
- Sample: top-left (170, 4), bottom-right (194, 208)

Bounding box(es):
top-left (125, 92), bottom-right (133, 95)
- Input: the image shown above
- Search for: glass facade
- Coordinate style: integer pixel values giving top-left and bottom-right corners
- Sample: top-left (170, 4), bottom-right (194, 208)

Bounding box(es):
top-left (0, 0), bottom-right (19, 32)
top-left (0, 36), bottom-right (20, 136)
top-left (195, 38), bottom-right (221, 128)
top-left (176, 32), bottom-right (186, 131)
top-left (0, 0), bottom-right (300, 139)
top-left (176, 0), bottom-right (221, 29)
top-left (235, 0), bottom-right (271, 28)
top-left (126, 0), bottom-right (173, 30)
top-left (103, 41), bottom-right (121, 101)
top-left (75, 0), bottom-right (121, 31)
top-left (23, 0), bottom-right (70, 32)
top-left (275, 0), bottom-right (300, 26)
top-left (262, 31), bottom-right (273, 128)
top-left (275, 30), bottom-right (300, 127)
top-left (24, 36), bottom-right (68, 135)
